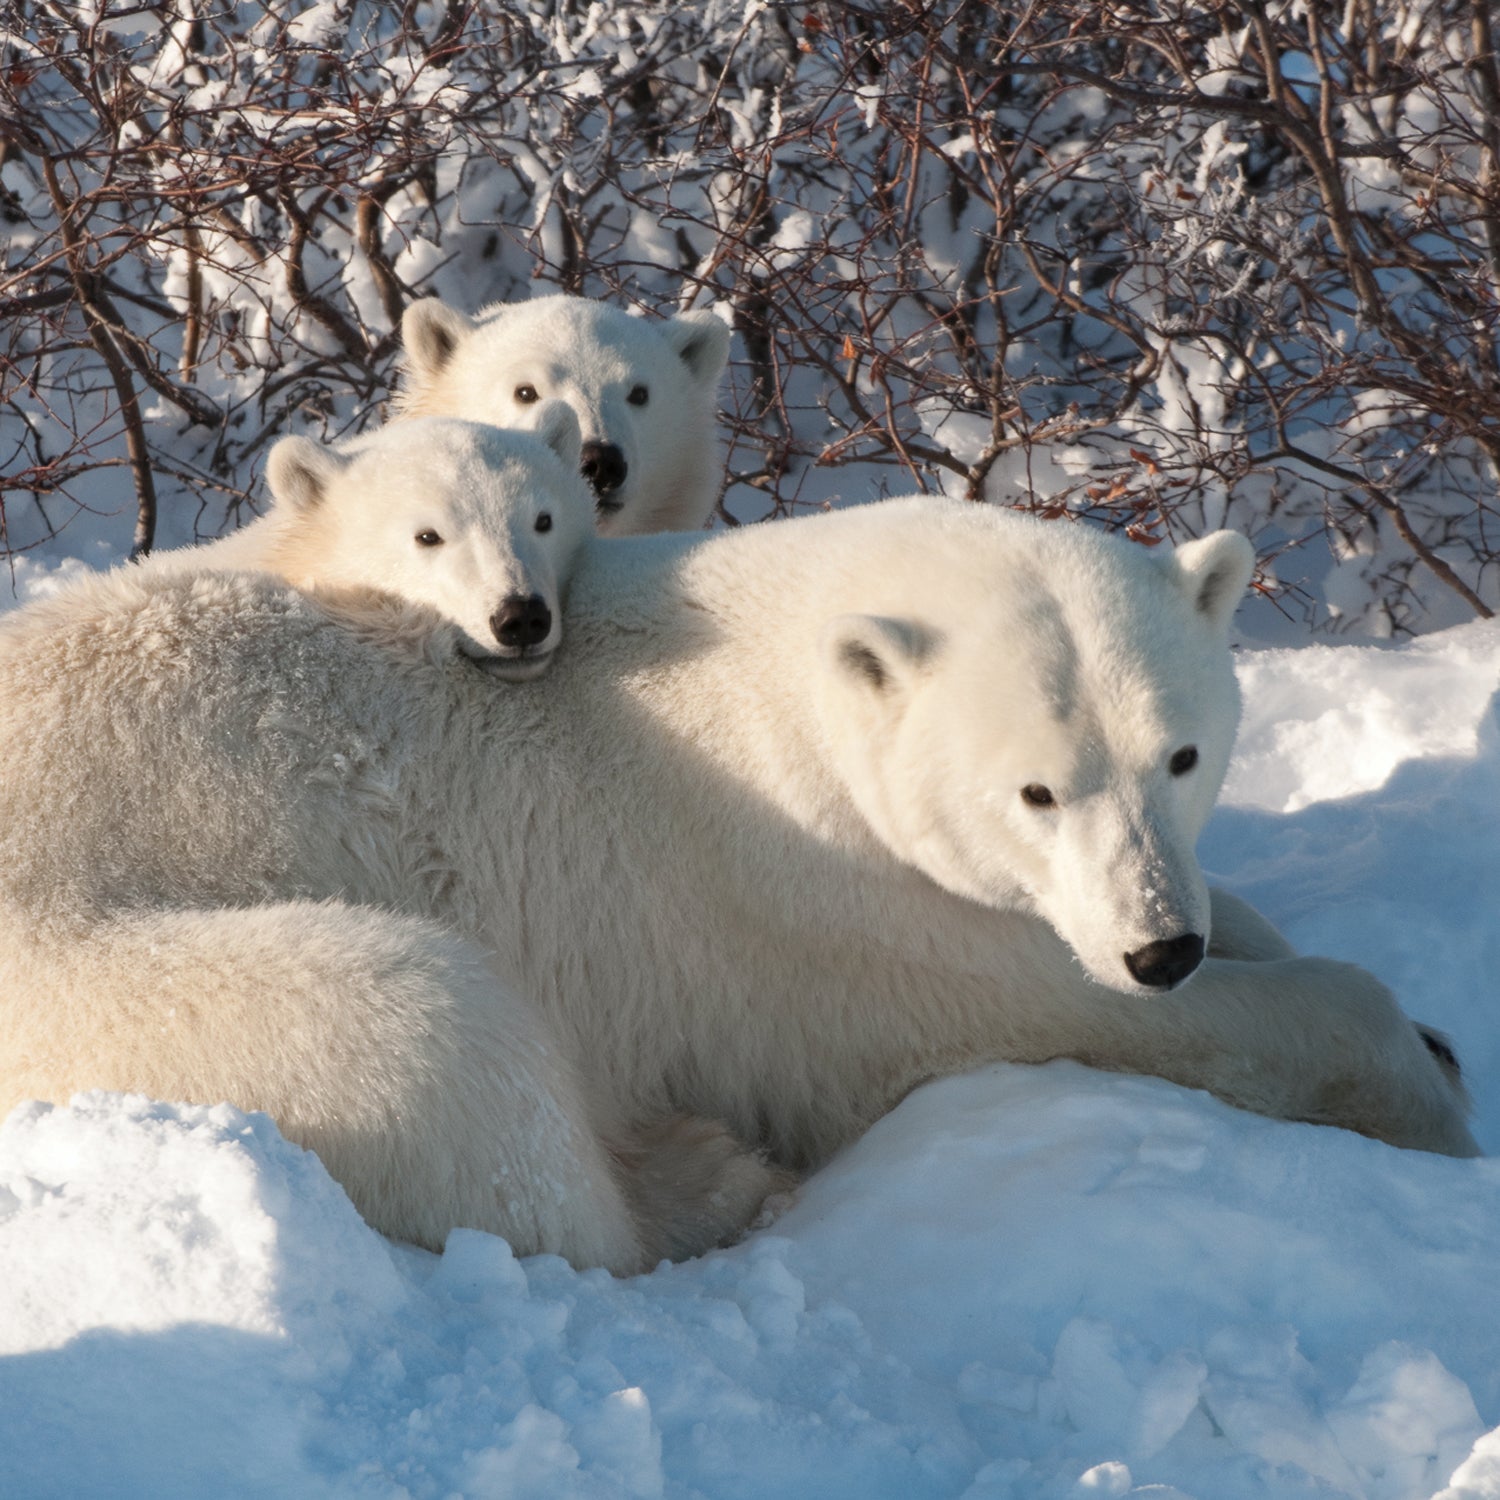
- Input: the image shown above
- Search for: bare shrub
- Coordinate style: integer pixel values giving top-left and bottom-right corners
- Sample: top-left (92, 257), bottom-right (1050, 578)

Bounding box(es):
top-left (3, 0), bottom-right (1497, 634)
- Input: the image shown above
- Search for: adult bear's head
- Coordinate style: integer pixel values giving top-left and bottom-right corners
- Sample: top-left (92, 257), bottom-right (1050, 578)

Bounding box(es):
top-left (813, 515), bottom-right (1256, 995)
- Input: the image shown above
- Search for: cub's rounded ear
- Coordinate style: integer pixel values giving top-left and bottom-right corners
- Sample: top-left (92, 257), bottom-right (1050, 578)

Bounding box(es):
top-left (265, 436), bottom-right (351, 514)
top-left (1173, 530), bottom-right (1256, 632)
top-left (662, 309), bottom-right (731, 383)
top-left (533, 399), bottom-right (583, 473)
top-left (822, 614), bottom-right (933, 700)
top-left (401, 298), bottom-right (476, 381)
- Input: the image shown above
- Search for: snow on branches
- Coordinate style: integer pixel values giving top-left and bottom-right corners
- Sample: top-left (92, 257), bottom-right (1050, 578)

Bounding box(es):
top-left (3, 0), bottom-right (1497, 634)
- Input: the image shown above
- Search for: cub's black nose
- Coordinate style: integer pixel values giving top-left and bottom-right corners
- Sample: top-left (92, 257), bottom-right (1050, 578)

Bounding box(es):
top-left (1124, 933), bottom-right (1205, 990)
top-left (580, 441), bottom-right (627, 500)
top-left (491, 594), bottom-right (552, 651)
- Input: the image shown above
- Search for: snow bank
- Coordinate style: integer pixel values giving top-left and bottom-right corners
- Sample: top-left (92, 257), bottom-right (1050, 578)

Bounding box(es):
top-left (0, 1094), bottom-right (404, 1499)
top-left (2, 621), bottom-right (1498, 1499)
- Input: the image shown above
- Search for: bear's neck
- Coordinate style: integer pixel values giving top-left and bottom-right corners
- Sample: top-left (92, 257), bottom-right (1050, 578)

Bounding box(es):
top-left (521, 514), bottom-right (1050, 1160)
top-left (557, 515), bottom-right (963, 942)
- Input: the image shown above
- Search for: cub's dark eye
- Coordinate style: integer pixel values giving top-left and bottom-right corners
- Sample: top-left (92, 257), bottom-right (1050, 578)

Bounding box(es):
top-left (1020, 783), bottom-right (1056, 808)
top-left (1170, 746), bottom-right (1199, 776)
top-left (535, 512), bottom-right (553, 534)
top-left (515, 383), bottom-right (539, 404)
top-left (415, 529), bottom-right (443, 548)
top-left (627, 384), bottom-right (649, 406)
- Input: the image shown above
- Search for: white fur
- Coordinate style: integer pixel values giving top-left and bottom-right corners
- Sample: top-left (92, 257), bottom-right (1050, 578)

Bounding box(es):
top-left (0, 503), bottom-right (1475, 1270)
top-left (398, 295), bottom-right (731, 535)
top-left (173, 415), bottom-right (594, 679)
top-left (814, 528), bottom-right (1254, 991)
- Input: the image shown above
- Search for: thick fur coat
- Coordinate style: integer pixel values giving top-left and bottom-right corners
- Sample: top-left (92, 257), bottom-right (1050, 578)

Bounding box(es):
top-left (0, 502), bottom-right (1474, 1269)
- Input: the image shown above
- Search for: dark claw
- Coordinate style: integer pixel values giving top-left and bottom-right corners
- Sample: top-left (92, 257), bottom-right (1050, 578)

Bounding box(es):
top-left (1417, 1025), bottom-right (1461, 1079)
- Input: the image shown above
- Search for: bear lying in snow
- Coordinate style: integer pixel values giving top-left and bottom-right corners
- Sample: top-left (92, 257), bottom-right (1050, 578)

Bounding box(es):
top-left (0, 501), bottom-right (1475, 1270)
top-left (398, 294), bottom-right (731, 535)
top-left (168, 413), bottom-right (595, 680)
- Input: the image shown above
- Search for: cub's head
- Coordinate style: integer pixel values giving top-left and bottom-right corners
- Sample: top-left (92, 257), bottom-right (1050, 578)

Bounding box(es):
top-left (264, 410), bottom-right (593, 679)
top-left (398, 294), bottom-right (731, 536)
top-left (815, 518), bottom-right (1256, 994)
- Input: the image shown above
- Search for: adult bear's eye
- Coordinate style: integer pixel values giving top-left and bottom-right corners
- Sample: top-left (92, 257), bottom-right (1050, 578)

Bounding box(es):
top-left (1170, 746), bottom-right (1199, 776)
top-left (535, 512), bottom-right (553, 534)
top-left (415, 529), bottom-right (444, 548)
top-left (1020, 783), bottom-right (1056, 808)
top-left (515, 384), bottom-right (539, 404)
top-left (627, 385), bottom-right (649, 406)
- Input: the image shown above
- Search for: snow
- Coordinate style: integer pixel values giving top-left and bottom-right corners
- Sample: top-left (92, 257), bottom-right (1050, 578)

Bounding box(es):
top-left (1222, 629), bottom-right (1500, 815)
top-left (2, 616), bottom-right (1500, 1498)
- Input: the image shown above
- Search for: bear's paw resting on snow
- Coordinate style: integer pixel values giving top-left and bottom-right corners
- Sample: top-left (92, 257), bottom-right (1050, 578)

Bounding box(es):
top-left (397, 294), bottom-right (731, 536)
top-left (0, 500), bottom-right (1475, 1272)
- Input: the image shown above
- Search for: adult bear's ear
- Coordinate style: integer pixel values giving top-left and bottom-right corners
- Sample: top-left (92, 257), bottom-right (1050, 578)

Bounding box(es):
top-left (822, 614), bottom-right (933, 704)
top-left (266, 436), bottom-right (351, 514)
top-left (534, 399), bottom-right (583, 473)
top-left (1173, 530), bottom-right (1255, 633)
top-left (401, 298), bottom-right (476, 381)
top-left (661, 309), bottom-right (731, 383)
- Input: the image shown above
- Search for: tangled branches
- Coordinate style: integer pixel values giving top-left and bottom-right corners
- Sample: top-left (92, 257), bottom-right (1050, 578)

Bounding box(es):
top-left (3, 0), bottom-right (1498, 634)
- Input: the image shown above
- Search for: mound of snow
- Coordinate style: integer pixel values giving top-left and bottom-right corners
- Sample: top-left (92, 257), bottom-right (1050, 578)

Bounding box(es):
top-left (0, 1094), bottom-right (404, 1498)
top-left (1223, 623), bottom-right (1500, 815)
top-left (1, 1094), bottom-right (395, 1352)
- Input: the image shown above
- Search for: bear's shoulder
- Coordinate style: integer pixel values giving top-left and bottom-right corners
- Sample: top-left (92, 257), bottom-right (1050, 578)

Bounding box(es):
top-left (0, 564), bottom-right (463, 712)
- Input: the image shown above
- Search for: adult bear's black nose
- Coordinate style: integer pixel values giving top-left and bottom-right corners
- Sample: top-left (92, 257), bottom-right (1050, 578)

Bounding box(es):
top-left (491, 594), bottom-right (552, 651)
top-left (1124, 933), bottom-right (1205, 990)
top-left (580, 441), bottom-right (627, 502)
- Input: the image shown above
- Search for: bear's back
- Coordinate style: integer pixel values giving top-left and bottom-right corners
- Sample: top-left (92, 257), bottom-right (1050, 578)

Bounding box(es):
top-left (0, 568), bottom-right (449, 922)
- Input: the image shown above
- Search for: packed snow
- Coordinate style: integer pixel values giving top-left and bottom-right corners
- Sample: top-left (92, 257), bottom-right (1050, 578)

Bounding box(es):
top-left (1, 608), bottom-right (1498, 1499)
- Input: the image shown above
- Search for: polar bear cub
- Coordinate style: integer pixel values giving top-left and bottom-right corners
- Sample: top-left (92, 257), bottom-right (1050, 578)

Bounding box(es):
top-left (398, 295), bottom-right (731, 535)
top-left (189, 410), bottom-right (594, 679)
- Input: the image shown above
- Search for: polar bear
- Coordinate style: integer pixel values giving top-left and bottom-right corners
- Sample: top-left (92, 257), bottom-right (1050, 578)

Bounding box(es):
top-left (397, 295), bottom-right (732, 535)
top-left (176, 411), bottom-right (594, 679)
top-left (0, 502), bottom-right (1475, 1271)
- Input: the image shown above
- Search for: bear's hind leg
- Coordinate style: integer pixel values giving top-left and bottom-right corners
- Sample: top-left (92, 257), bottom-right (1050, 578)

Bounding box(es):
top-left (609, 1114), bottom-right (799, 1264)
top-left (1, 901), bottom-right (650, 1272)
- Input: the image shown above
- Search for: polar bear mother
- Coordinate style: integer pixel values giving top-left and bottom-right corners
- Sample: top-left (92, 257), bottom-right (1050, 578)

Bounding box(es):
top-left (0, 503), bottom-right (1475, 1268)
